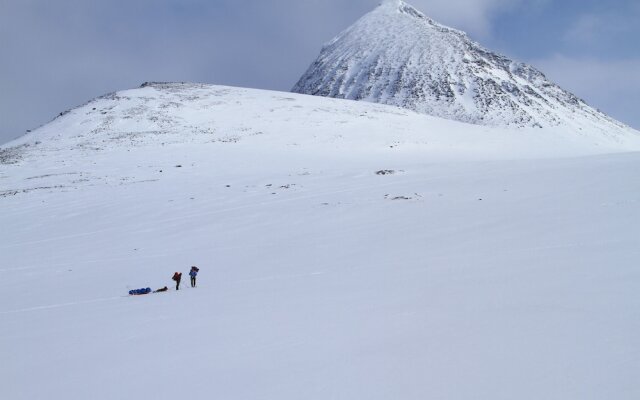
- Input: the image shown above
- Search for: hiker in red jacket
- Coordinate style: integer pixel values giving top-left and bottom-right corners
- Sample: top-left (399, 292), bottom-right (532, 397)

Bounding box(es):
top-left (172, 272), bottom-right (182, 290)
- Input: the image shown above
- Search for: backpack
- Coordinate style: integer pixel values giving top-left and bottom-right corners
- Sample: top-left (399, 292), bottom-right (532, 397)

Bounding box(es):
top-left (172, 272), bottom-right (181, 281)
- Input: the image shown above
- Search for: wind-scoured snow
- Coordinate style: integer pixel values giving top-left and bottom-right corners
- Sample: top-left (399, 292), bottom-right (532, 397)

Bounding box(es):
top-left (293, 0), bottom-right (635, 137)
top-left (1, 83), bottom-right (640, 399)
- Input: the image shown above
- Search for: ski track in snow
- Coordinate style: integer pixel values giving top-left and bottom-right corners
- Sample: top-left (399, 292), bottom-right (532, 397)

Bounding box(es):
top-left (0, 296), bottom-right (125, 315)
top-left (0, 271), bottom-right (330, 315)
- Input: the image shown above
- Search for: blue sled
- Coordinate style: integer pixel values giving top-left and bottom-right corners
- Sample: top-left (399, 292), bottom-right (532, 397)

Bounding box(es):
top-left (129, 287), bottom-right (151, 295)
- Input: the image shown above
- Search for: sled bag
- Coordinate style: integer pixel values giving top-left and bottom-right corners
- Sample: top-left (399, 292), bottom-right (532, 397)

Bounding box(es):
top-left (129, 288), bottom-right (151, 295)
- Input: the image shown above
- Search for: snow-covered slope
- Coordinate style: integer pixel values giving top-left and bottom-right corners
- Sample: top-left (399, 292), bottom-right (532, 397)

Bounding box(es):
top-left (2, 82), bottom-right (639, 168)
top-left (2, 83), bottom-right (640, 399)
top-left (293, 0), bottom-right (635, 137)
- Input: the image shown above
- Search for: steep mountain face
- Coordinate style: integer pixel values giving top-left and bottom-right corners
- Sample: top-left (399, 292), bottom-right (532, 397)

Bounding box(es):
top-left (293, 0), bottom-right (632, 134)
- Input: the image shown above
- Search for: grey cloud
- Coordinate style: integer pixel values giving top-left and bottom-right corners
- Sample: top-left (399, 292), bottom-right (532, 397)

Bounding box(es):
top-left (0, 0), bottom-right (377, 143)
top-left (563, 7), bottom-right (640, 53)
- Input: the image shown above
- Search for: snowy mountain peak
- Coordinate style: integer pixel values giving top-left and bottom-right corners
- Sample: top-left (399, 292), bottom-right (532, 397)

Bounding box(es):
top-left (293, 0), bottom-right (636, 137)
top-left (375, 0), bottom-right (468, 40)
top-left (380, 0), bottom-right (420, 14)
top-left (378, 0), bottom-right (439, 27)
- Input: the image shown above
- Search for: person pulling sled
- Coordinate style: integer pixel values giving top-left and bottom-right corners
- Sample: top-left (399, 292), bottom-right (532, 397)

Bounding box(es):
top-left (172, 272), bottom-right (182, 290)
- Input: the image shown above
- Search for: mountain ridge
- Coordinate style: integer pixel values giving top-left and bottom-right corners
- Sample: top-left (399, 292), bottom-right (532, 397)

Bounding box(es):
top-left (3, 82), bottom-right (639, 170)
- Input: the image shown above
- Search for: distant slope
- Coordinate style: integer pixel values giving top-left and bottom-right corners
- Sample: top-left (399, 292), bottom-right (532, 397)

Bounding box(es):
top-left (293, 0), bottom-right (636, 138)
top-left (2, 82), bottom-right (640, 177)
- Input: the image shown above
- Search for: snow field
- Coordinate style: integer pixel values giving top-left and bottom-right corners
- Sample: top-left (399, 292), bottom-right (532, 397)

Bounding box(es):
top-left (1, 84), bottom-right (639, 399)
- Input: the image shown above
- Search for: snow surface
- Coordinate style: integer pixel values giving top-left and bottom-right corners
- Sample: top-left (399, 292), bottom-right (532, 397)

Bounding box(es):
top-left (1, 83), bottom-right (640, 399)
top-left (293, 0), bottom-right (635, 136)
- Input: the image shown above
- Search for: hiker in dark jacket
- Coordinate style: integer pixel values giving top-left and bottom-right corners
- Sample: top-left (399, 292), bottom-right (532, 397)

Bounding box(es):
top-left (189, 266), bottom-right (199, 287)
top-left (172, 272), bottom-right (182, 290)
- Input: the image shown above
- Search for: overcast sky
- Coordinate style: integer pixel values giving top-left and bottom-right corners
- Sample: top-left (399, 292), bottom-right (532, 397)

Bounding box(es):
top-left (1, 0), bottom-right (639, 144)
